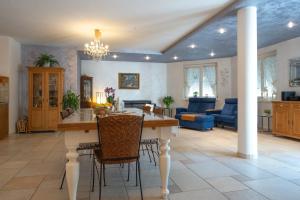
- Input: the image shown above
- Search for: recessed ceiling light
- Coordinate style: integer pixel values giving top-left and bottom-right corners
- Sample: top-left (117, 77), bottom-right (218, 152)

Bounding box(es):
top-left (218, 28), bottom-right (226, 34)
top-left (287, 21), bottom-right (296, 28)
top-left (210, 51), bottom-right (215, 57)
top-left (189, 44), bottom-right (197, 49)
top-left (173, 56), bottom-right (178, 60)
top-left (112, 54), bottom-right (118, 59)
top-left (145, 55), bottom-right (150, 60)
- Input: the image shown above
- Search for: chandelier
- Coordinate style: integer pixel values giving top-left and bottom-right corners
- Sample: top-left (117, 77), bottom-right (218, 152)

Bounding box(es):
top-left (84, 29), bottom-right (109, 60)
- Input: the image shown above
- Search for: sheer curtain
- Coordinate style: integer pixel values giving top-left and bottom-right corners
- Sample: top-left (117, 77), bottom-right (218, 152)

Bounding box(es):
top-left (203, 65), bottom-right (216, 97)
top-left (184, 68), bottom-right (200, 98)
top-left (257, 60), bottom-right (262, 97)
top-left (257, 53), bottom-right (277, 99)
top-left (263, 56), bottom-right (277, 98)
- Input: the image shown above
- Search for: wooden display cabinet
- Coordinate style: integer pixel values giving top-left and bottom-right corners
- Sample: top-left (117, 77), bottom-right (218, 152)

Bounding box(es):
top-left (272, 101), bottom-right (300, 139)
top-left (0, 76), bottom-right (9, 139)
top-left (28, 67), bottom-right (64, 131)
top-left (80, 75), bottom-right (93, 108)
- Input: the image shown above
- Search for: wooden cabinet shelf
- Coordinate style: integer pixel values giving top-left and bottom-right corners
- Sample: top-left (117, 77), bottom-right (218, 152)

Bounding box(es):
top-left (28, 67), bottom-right (64, 131)
top-left (272, 101), bottom-right (300, 139)
top-left (0, 76), bottom-right (9, 139)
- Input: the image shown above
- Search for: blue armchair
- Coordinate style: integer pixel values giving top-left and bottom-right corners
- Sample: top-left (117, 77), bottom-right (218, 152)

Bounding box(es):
top-left (175, 98), bottom-right (216, 130)
top-left (206, 98), bottom-right (238, 129)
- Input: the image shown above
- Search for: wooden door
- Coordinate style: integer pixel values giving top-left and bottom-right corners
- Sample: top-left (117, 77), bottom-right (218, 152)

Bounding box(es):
top-left (29, 71), bottom-right (44, 130)
top-left (290, 103), bottom-right (300, 137)
top-left (44, 71), bottom-right (61, 130)
top-left (273, 103), bottom-right (289, 135)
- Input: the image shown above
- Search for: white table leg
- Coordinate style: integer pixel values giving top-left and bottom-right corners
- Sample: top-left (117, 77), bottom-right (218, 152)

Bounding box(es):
top-left (66, 146), bottom-right (79, 200)
top-left (159, 138), bottom-right (171, 199)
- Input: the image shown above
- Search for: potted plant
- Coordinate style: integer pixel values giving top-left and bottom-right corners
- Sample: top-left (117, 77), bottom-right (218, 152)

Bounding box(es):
top-left (163, 96), bottom-right (174, 108)
top-left (193, 91), bottom-right (198, 97)
top-left (34, 53), bottom-right (59, 67)
top-left (264, 109), bottom-right (271, 116)
top-left (63, 90), bottom-right (80, 111)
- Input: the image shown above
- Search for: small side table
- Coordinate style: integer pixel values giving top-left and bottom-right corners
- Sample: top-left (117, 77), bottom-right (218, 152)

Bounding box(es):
top-left (258, 115), bottom-right (272, 132)
top-left (163, 107), bottom-right (173, 117)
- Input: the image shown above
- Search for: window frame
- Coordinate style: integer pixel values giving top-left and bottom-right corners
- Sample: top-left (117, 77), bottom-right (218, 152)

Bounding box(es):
top-left (183, 62), bottom-right (218, 99)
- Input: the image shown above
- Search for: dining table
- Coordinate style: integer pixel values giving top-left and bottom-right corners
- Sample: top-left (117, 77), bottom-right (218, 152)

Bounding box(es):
top-left (58, 108), bottom-right (179, 200)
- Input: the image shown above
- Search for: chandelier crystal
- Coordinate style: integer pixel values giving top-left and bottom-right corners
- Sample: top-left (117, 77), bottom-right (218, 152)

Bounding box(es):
top-left (84, 29), bottom-right (109, 60)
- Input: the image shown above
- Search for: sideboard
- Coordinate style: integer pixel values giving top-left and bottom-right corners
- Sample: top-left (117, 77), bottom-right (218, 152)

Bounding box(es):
top-left (272, 101), bottom-right (300, 139)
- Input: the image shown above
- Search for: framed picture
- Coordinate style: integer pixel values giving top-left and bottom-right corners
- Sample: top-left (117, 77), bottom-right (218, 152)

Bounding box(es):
top-left (118, 73), bottom-right (140, 89)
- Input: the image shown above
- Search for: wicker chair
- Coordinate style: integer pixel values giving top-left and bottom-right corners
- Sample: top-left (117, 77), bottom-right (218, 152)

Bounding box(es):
top-left (59, 110), bottom-right (99, 191)
top-left (153, 107), bottom-right (164, 115)
top-left (95, 115), bottom-right (144, 200)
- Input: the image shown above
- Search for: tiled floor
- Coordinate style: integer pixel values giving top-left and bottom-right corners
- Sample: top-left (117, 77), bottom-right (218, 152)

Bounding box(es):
top-left (1, 128), bottom-right (300, 200)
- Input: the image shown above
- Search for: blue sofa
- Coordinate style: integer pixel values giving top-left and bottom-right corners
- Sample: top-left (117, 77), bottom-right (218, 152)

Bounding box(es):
top-left (175, 98), bottom-right (216, 130)
top-left (206, 98), bottom-right (238, 129)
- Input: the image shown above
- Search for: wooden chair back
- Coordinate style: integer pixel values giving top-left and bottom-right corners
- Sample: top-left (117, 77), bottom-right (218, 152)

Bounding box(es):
top-left (96, 115), bottom-right (144, 161)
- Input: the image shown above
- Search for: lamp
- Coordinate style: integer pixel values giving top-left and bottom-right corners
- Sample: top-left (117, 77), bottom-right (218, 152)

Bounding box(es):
top-left (84, 29), bottom-right (109, 60)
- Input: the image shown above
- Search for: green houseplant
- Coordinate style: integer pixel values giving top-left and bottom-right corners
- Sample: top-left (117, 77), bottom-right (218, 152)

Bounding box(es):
top-left (63, 90), bottom-right (80, 110)
top-left (162, 96), bottom-right (174, 108)
top-left (34, 53), bottom-right (59, 67)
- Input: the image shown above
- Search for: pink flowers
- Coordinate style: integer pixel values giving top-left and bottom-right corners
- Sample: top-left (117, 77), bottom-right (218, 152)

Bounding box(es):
top-left (104, 87), bottom-right (115, 103)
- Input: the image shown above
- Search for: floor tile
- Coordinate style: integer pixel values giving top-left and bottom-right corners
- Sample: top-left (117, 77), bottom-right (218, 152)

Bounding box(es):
top-left (170, 167), bottom-right (211, 191)
top-left (2, 175), bottom-right (45, 190)
top-left (224, 189), bottom-right (269, 200)
top-left (206, 176), bottom-right (248, 192)
top-left (245, 177), bottom-right (300, 200)
top-left (169, 188), bottom-right (228, 200)
top-left (187, 160), bottom-right (239, 179)
top-left (0, 189), bottom-right (34, 200)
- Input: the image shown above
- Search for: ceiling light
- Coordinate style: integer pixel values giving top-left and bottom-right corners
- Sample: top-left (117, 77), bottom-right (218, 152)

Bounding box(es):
top-left (145, 56), bottom-right (150, 60)
top-left (173, 56), bottom-right (178, 60)
top-left (218, 28), bottom-right (226, 34)
top-left (189, 44), bottom-right (197, 49)
top-left (112, 54), bottom-right (118, 59)
top-left (84, 29), bottom-right (109, 60)
top-left (287, 21), bottom-right (296, 28)
top-left (210, 51), bottom-right (215, 57)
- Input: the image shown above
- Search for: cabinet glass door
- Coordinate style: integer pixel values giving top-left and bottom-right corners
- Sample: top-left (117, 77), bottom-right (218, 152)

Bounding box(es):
top-left (33, 73), bottom-right (43, 108)
top-left (48, 73), bottom-right (58, 108)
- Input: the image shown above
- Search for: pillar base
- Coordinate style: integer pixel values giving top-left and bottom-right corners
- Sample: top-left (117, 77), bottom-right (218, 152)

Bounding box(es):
top-left (237, 152), bottom-right (258, 159)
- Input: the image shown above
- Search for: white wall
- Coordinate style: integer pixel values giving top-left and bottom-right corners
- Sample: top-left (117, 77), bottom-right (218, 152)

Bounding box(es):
top-left (167, 57), bottom-right (233, 109)
top-left (0, 36), bottom-right (21, 134)
top-left (81, 60), bottom-right (167, 108)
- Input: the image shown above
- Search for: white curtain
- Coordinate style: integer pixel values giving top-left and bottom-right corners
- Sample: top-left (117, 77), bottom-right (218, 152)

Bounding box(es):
top-left (184, 68), bottom-right (200, 98)
top-left (203, 65), bottom-right (216, 97)
top-left (257, 60), bottom-right (262, 97)
top-left (263, 56), bottom-right (277, 98)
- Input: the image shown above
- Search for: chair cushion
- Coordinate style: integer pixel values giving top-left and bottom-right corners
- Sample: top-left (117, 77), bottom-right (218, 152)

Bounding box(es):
top-left (213, 114), bottom-right (236, 123)
top-left (181, 114), bottom-right (197, 121)
top-left (221, 104), bottom-right (237, 115)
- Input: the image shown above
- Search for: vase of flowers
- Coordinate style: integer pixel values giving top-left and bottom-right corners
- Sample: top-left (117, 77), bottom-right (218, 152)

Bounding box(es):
top-left (104, 87), bottom-right (116, 106)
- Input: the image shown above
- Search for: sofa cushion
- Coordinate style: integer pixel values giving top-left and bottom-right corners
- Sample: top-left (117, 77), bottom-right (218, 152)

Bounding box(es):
top-left (213, 114), bottom-right (236, 123)
top-left (187, 102), bottom-right (199, 113)
top-left (181, 114), bottom-right (197, 121)
top-left (221, 104), bottom-right (237, 115)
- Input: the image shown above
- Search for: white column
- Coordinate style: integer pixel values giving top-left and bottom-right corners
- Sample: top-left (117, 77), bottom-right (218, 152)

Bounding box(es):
top-left (237, 6), bottom-right (258, 159)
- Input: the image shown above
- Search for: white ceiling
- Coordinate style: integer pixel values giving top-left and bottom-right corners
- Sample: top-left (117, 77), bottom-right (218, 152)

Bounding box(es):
top-left (0, 0), bottom-right (233, 53)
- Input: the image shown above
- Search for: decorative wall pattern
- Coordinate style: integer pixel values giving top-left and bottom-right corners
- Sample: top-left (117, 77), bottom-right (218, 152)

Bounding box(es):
top-left (21, 45), bottom-right (79, 115)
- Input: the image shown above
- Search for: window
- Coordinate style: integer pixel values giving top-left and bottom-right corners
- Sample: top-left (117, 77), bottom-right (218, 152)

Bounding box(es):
top-left (184, 64), bottom-right (217, 98)
top-left (257, 52), bottom-right (277, 99)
